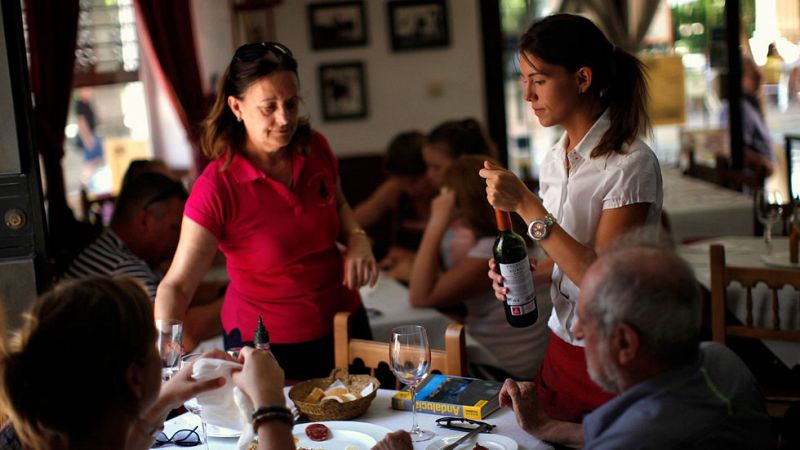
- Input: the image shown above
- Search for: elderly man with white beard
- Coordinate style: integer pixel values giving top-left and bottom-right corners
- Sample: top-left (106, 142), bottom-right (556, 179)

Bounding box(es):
top-left (497, 243), bottom-right (776, 449)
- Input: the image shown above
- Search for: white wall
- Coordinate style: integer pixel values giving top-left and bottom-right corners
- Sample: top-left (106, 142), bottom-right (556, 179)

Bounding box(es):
top-left (192, 0), bottom-right (234, 93)
top-left (188, 0), bottom-right (486, 157)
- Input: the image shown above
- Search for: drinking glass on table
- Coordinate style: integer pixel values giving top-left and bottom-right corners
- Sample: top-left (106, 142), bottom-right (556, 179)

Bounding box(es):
top-left (390, 325), bottom-right (434, 442)
top-left (155, 319), bottom-right (183, 382)
top-left (181, 353), bottom-right (210, 450)
top-left (755, 189), bottom-right (784, 251)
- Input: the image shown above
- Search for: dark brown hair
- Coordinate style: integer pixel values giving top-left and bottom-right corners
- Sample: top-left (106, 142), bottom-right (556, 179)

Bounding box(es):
top-left (426, 118), bottom-right (498, 160)
top-left (202, 42), bottom-right (311, 169)
top-left (0, 277), bottom-right (156, 450)
top-left (519, 14), bottom-right (650, 158)
top-left (111, 172), bottom-right (187, 227)
top-left (385, 130), bottom-right (426, 176)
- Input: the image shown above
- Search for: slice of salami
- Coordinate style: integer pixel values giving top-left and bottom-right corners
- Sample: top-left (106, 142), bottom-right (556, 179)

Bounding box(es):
top-left (305, 423), bottom-right (330, 441)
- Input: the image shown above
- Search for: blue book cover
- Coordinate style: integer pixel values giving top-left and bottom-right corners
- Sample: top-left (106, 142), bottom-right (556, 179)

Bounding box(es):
top-left (390, 374), bottom-right (502, 420)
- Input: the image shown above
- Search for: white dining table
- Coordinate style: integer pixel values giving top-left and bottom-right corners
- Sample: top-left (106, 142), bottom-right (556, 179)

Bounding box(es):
top-left (677, 236), bottom-right (800, 368)
top-left (359, 273), bottom-right (454, 349)
top-left (162, 388), bottom-right (554, 450)
top-left (661, 165), bottom-right (754, 242)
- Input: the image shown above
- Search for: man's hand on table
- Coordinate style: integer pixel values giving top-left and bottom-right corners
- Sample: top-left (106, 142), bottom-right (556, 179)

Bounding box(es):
top-left (499, 379), bottom-right (584, 447)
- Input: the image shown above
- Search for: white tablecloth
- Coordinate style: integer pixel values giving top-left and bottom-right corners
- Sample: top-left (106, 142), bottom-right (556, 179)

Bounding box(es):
top-left (163, 388), bottom-right (554, 450)
top-left (662, 165), bottom-right (754, 242)
top-left (677, 236), bottom-right (800, 368)
top-left (360, 274), bottom-right (454, 349)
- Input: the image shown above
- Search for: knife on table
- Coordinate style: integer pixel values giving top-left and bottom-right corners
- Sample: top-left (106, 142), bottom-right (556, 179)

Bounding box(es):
top-left (441, 423), bottom-right (491, 450)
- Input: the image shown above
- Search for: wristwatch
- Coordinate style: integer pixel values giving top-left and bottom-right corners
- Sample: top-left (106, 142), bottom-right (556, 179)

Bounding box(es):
top-left (527, 213), bottom-right (556, 241)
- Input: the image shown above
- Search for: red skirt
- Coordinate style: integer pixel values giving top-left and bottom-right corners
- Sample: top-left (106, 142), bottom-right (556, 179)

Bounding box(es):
top-left (535, 331), bottom-right (615, 423)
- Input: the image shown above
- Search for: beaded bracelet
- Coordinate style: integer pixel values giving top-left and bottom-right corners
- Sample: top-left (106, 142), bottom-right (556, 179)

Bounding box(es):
top-left (251, 405), bottom-right (293, 433)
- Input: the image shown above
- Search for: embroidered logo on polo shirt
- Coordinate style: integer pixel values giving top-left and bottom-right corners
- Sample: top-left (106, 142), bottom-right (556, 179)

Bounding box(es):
top-left (307, 173), bottom-right (336, 207)
top-left (319, 179), bottom-right (329, 199)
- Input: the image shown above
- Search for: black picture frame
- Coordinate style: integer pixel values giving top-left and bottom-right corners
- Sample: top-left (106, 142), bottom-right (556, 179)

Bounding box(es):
top-left (387, 0), bottom-right (449, 52)
top-left (307, 1), bottom-right (367, 50)
top-left (318, 62), bottom-right (367, 121)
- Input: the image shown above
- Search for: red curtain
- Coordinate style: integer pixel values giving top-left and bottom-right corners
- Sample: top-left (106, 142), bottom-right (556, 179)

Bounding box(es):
top-left (23, 0), bottom-right (80, 239)
top-left (134, 0), bottom-right (209, 174)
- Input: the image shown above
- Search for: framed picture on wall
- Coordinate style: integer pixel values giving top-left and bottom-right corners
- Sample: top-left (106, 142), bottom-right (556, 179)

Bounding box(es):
top-left (387, 0), bottom-right (449, 51)
top-left (230, 0), bottom-right (279, 47)
top-left (318, 62), bottom-right (367, 121)
top-left (308, 1), bottom-right (367, 50)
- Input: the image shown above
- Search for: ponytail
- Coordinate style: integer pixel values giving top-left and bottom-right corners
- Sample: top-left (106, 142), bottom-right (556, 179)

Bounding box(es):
top-left (593, 49), bottom-right (650, 158)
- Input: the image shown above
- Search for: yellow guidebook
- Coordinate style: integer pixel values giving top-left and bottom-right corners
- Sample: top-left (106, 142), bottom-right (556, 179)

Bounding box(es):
top-left (390, 374), bottom-right (502, 420)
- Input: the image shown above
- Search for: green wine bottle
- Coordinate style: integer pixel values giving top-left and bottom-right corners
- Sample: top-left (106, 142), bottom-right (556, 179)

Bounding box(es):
top-left (493, 209), bottom-right (537, 327)
top-left (254, 315), bottom-right (270, 351)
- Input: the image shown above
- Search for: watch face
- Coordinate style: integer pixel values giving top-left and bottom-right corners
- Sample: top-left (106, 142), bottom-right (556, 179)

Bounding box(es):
top-left (531, 221), bottom-right (546, 238)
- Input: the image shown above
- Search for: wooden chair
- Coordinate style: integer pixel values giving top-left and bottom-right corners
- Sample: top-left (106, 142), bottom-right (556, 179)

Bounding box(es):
top-left (334, 312), bottom-right (466, 389)
top-left (710, 244), bottom-right (800, 344)
top-left (709, 243), bottom-right (800, 438)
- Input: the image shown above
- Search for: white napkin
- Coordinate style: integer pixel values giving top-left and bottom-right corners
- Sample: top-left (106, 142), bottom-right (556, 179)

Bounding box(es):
top-left (190, 358), bottom-right (255, 450)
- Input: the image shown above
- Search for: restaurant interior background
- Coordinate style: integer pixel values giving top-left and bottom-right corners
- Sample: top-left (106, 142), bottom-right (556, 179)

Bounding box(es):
top-left (56, 0), bottom-right (800, 214)
top-left (1, 0), bottom-right (799, 315)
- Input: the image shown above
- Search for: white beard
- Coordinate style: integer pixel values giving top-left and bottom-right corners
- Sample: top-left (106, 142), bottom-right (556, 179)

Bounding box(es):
top-left (587, 343), bottom-right (624, 394)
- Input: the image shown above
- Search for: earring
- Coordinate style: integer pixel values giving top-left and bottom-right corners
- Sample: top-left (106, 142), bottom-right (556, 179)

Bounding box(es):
top-left (237, 116), bottom-right (242, 122)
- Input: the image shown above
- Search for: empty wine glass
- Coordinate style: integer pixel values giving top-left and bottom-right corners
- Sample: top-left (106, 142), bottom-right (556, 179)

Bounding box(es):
top-left (755, 189), bottom-right (784, 252)
top-left (155, 319), bottom-right (183, 382)
top-left (181, 353), bottom-right (209, 450)
top-left (390, 325), bottom-right (434, 442)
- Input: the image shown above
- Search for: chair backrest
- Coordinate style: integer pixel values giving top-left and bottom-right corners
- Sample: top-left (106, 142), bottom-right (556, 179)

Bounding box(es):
top-left (710, 244), bottom-right (800, 344)
top-left (333, 312), bottom-right (466, 389)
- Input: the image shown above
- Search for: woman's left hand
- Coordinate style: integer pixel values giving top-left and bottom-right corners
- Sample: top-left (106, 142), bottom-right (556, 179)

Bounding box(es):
top-left (344, 233), bottom-right (378, 289)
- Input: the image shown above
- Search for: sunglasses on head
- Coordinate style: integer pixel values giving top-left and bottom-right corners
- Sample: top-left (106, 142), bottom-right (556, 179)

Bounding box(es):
top-left (151, 426), bottom-right (201, 447)
top-left (233, 41), bottom-right (293, 63)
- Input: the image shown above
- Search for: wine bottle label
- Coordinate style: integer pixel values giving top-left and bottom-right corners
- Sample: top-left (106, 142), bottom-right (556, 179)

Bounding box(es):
top-left (499, 259), bottom-right (536, 314)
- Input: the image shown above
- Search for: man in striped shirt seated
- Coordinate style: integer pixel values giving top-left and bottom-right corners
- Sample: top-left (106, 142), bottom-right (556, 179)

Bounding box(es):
top-left (64, 172), bottom-right (223, 350)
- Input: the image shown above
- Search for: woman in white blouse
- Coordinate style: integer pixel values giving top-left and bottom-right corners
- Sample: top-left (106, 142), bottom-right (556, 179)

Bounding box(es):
top-left (480, 13), bottom-right (663, 433)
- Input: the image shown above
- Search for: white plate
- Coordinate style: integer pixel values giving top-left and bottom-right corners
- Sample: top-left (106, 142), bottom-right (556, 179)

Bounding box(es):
top-left (206, 423), bottom-right (241, 438)
top-left (426, 433), bottom-right (518, 450)
top-left (293, 421), bottom-right (391, 449)
top-left (760, 253), bottom-right (800, 269)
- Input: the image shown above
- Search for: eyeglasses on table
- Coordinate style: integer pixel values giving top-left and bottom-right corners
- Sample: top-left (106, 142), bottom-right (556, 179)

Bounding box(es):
top-left (151, 426), bottom-right (201, 448)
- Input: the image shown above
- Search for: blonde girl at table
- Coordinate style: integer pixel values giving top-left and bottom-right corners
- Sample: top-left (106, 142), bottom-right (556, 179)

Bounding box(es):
top-left (381, 119), bottom-right (498, 282)
top-left (425, 119), bottom-right (498, 271)
top-left (154, 42), bottom-right (377, 381)
top-left (481, 13), bottom-right (663, 427)
top-left (409, 155), bottom-right (550, 380)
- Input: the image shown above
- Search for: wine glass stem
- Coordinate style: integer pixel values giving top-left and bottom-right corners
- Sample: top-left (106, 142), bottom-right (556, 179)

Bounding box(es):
top-left (200, 417), bottom-right (209, 450)
top-left (410, 383), bottom-right (420, 435)
top-left (765, 225), bottom-right (773, 252)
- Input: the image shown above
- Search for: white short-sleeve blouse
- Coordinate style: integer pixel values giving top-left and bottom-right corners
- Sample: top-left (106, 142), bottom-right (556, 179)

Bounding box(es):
top-left (538, 110), bottom-right (663, 346)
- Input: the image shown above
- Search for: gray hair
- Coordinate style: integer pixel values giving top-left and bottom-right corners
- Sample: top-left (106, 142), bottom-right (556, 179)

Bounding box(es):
top-left (586, 244), bottom-right (702, 367)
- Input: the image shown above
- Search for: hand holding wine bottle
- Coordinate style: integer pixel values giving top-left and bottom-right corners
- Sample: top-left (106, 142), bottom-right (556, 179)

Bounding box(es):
top-left (492, 209), bottom-right (538, 327)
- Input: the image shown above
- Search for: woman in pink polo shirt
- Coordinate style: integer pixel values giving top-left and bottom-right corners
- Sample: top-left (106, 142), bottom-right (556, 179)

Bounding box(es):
top-left (154, 42), bottom-right (377, 381)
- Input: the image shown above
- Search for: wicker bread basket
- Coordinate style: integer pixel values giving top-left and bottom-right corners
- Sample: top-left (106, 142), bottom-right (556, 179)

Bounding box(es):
top-left (288, 368), bottom-right (379, 421)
